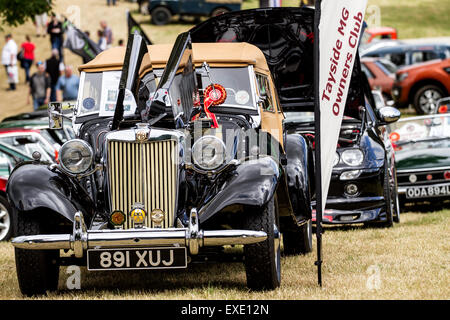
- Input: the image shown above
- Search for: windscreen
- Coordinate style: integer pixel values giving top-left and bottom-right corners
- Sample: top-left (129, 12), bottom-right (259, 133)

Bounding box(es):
top-left (389, 115), bottom-right (450, 144)
top-left (77, 71), bottom-right (137, 118)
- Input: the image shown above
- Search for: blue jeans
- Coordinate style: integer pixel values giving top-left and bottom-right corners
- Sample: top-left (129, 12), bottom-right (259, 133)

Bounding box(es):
top-left (51, 37), bottom-right (63, 61)
top-left (22, 58), bottom-right (33, 82)
top-left (33, 97), bottom-right (46, 111)
top-left (50, 84), bottom-right (57, 101)
top-left (107, 0), bottom-right (116, 5)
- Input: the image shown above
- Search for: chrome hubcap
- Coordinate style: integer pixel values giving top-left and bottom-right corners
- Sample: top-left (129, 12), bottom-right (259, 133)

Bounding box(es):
top-left (0, 204), bottom-right (10, 241)
top-left (419, 90), bottom-right (442, 113)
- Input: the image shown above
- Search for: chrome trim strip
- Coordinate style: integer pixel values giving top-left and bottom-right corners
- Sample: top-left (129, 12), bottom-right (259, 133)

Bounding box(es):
top-left (397, 167), bottom-right (450, 174)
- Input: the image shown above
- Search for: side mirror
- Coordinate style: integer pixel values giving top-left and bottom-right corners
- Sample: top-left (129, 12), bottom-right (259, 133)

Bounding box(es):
top-left (378, 106), bottom-right (401, 124)
top-left (48, 102), bottom-right (63, 129)
top-left (48, 102), bottom-right (75, 129)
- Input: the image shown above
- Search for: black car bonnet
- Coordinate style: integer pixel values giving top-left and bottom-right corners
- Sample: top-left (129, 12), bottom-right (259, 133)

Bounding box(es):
top-left (189, 7), bottom-right (365, 120)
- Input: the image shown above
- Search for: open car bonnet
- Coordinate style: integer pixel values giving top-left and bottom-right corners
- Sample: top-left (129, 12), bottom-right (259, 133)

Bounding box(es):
top-left (189, 7), bottom-right (366, 119)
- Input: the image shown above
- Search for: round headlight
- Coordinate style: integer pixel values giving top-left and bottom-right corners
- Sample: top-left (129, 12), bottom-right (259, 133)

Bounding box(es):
top-left (333, 152), bottom-right (340, 166)
top-left (60, 139), bottom-right (93, 174)
top-left (192, 135), bottom-right (226, 171)
top-left (341, 149), bottom-right (364, 166)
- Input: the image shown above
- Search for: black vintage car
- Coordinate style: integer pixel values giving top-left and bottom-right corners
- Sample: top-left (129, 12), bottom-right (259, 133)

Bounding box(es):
top-left (189, 7), bottom-right (401, 227)
top-left (8, 30), bottom-right (314, 295)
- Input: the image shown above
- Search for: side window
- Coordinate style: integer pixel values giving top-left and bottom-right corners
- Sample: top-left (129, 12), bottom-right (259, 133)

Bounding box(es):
top-left (422, 50), bottom-right (439, 62)
top-left (256, 74), bottom-right (275, 112)
top-left (386, 53), bottom-right (406, 66)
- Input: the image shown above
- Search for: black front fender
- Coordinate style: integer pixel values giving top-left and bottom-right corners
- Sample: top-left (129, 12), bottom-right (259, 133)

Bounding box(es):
top-left (198, 156), bottom-right (281, 223)
top-left (6, 162), bottom-right (95, 225)
top-left (285, 134), bottom-right (312, 220)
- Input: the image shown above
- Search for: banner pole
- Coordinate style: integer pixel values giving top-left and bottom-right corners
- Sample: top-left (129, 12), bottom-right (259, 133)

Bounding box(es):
top-left (313, 0), bottom-right (323, 287)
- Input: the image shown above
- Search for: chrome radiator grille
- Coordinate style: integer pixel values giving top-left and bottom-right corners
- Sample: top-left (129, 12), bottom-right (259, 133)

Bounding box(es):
top-left (108, 140), bottom-right (178, 229)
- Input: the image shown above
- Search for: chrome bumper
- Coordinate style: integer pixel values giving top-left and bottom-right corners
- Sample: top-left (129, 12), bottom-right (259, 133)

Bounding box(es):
top-left (12, 210), bottom-right (267, 258)
top-left (398, 187), bottom-right (406, 195)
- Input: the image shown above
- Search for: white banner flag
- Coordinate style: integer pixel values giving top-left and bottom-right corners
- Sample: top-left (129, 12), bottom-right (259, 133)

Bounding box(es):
top-left (318, 0), bottom-right (368, 212)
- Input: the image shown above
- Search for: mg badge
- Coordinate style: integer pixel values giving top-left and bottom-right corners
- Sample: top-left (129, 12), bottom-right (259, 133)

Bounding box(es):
top-left (150, 209), bottom-right (165, 228)
top-left (136, 129), bottom-right (148, 142)
top-left (130, 203), bottom-right (147, 227)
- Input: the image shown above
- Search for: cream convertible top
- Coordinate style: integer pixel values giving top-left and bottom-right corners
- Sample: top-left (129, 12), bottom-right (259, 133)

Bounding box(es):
top-left (78, 42), bottom-right (272, 77)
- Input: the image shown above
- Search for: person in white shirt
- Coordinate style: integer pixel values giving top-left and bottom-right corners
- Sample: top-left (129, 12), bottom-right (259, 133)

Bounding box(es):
top-left (2, 34), bottom-right (19, 90)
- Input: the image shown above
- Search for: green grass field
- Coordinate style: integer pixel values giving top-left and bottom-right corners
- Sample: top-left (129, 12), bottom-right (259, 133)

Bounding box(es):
top-left (0, 209), bottom-right (448, 300)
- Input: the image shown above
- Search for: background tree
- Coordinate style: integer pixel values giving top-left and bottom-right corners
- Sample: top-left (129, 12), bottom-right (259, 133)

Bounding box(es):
top-left (0, 0), bottom-right (53, 28)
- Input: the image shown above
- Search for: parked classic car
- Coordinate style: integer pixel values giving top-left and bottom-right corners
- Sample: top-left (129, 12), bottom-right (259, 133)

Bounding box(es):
top-left (361, 57), bottom-right (397, 102)
top-left (149, 0), bottom-right (242, 25)
top-left (392, 58), bottom-right (450, 114)
top-left (0, 143), bottom-right (33, 241)
top-left (389, 114), bottom-right (450, 204)
top-left (362, 43), bottom-right (450, 68)
top-left (0, 110), bottom-right (74, 146)
top-left (361, 27), bottom-right (398, 45)
top-left (9, 29), bottom-right (314, 295)
top-left (189, 7), bottom-right (401, 227)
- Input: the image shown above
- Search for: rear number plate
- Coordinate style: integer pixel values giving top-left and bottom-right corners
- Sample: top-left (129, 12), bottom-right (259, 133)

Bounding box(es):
top-left (406, 184), bottom-right (450, 199)
top-left (87, 247), bottom-right (187, 271)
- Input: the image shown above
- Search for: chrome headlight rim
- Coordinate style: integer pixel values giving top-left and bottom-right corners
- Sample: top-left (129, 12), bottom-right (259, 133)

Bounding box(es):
top-left (341, 149), bottom-right (364, 167)
top-left (59, 139), bottom-right (94, 174)
top-left (192, 135), bottom-right (227, 171)
top-left (333, 151), bottom-right (340, 167)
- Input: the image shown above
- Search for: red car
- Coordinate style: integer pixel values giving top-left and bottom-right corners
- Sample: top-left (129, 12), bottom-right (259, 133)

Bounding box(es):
top-left (361, 57), bottom-right (397, 101)
top-left (361, 27), bottom-right (398, 45)
top-left (392, 58), bottom-right (450, 114)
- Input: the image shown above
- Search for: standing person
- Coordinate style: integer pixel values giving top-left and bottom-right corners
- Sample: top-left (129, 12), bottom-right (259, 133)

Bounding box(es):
top-left (259, 0), bottom-right (270, 8)
top-left (56, 66), bottom-right (79, 102)
top-left (100, 21), bottom-right (113, 48)
top-left (2, 34), bottom-right (18, 90)
top-left (270, 0), bottom-right (282, 7)
top-left (47, 13), bottom-right (64, 61)
top-left (97, 30), bottom-right (107, 51)
top-left (28, 61), bottom-right (51, 110)
top-left (46, 49), bottom-right (61, 101)
top-left (35, 11), bottom-right (48, 37)
top-left (20, 35), bottom-right (36, 83)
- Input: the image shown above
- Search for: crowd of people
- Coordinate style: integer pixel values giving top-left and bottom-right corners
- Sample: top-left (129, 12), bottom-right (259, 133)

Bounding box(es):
top-left (1, 12), bottom-right (119, 111)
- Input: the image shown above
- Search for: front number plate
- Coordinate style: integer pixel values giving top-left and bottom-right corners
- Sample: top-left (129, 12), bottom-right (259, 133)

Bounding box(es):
top-left (405, 184), bottom-right (450, 199)
top-left (87, 247), bottom-right (187, 271)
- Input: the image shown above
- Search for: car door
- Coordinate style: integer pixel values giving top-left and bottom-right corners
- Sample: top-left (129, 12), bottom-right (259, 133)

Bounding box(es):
top-left (180, 0), bottom-right (203, 14)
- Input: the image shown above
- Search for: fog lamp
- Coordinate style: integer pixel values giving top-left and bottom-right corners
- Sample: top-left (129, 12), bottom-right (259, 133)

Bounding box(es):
top-left (110, 210), bottom-right (125, 226)
top-left (345, 183), bottom-right (359, 196)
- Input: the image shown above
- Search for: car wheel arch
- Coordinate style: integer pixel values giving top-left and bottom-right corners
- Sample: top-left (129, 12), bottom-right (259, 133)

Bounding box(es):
top-left (408, 79), bottom-right (448, 104)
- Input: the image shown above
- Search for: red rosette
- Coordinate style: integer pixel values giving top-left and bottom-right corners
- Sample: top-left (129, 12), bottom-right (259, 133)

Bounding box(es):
top-left (204, 84), bottom-right (227, 106)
